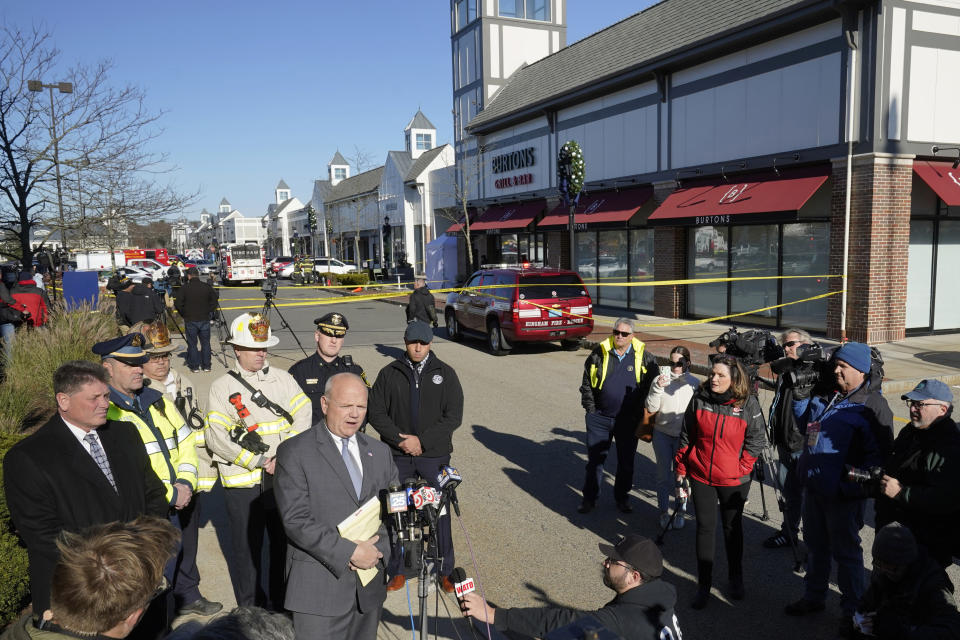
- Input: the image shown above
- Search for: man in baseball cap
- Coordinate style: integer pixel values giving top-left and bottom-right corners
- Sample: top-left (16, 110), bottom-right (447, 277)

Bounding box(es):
top-left (460, 534), bottom-right (680, 640)
top-left (875, 379), bottom-right (960, 567)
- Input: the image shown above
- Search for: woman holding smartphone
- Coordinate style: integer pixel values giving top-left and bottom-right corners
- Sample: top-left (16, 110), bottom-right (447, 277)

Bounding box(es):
top-left (645, 345), bottom-right (699, 530)
top-left (675, 354), bottom-right (766, 609)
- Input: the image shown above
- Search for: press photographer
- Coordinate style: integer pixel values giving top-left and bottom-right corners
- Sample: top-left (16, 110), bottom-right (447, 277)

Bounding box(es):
top-left (785, 341), bottom-right (894, 637)
top-left (762, 329), bottom-right (814, 551)
top-left (459, 534), bottom-right (681, 640)
top-left (874, 379), bottom-right (960, 568)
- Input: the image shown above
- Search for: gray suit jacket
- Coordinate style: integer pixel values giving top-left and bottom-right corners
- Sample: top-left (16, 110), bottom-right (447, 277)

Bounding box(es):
top-left (275, 421), bottom-right (398, 616)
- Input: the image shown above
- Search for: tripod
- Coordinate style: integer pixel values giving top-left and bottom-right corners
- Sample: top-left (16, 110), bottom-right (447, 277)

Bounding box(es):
top-left (212, 302), bottom-right (231, 367)
top-left (755, 447), bottom-right (805, 573)
top-left (260, 292), bottom-right (309, 358)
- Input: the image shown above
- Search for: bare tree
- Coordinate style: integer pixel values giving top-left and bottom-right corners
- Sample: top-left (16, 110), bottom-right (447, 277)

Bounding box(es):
top-left (0, 25), bottom-right (190, 266)
top-left (347, 144), bottom-right (375, 175)
top-left (434, 144), bottom-right (483, 273)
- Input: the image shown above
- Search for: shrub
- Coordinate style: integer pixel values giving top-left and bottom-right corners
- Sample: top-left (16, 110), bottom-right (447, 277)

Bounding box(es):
top-left (333, 273), bottom-right (370, 287)
top-left (0, 303), bottom-right (118, 435)
top-left (0, 432), bottom-right (28, 626)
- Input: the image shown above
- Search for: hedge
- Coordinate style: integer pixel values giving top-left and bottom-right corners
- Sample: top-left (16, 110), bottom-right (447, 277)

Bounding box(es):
top-left (331, 273), bottom-right (370, 287)
top-left (0, 433), bottom-right (28, 626)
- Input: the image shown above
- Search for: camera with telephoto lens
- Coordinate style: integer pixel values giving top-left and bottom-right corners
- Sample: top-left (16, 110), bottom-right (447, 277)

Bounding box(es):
top-left (846, 465), bottom-right (884, 494)
top-left (709, 326), bottom-right (783, 367)
top-left (230, 424), bottom-right (270, 455)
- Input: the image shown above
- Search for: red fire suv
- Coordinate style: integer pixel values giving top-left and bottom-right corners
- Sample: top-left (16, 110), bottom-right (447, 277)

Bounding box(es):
top-left (443, 265), bottom-right (594, 355)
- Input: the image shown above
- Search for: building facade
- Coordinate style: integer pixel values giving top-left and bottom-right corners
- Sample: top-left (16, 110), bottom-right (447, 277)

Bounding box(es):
top-left (453, 0), bottom-right (960, 341)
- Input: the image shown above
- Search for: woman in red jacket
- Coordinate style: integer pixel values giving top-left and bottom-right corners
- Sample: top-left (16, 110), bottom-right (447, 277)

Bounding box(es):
top-left (675, 354), bottom-right (766, 610)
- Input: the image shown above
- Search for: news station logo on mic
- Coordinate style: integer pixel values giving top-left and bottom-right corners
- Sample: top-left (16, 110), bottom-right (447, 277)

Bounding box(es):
top-left (454, 576), bottom-right (475, 598)
top-left (387, 491), bottom-right (408, 514)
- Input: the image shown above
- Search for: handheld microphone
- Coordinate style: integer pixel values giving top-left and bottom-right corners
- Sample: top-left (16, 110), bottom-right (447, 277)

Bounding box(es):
top-left (450, 567), bottom-right (476, 611)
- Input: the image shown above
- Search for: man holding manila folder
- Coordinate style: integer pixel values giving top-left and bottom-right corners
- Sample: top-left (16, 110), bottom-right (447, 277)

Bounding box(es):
top-left (275, 372), bottom-right (399, 640)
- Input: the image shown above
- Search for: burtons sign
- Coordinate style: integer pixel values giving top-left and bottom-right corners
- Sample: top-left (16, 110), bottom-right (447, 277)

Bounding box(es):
top-left (492, 147), bottom-right (537, 190)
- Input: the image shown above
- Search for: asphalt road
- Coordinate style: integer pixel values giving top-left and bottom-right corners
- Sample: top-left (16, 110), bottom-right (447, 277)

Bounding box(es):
top-left (175, 282), bottom-right (954, 640)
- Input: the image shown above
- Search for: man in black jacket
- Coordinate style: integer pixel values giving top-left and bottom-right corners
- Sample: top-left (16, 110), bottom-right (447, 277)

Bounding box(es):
top-left (115, 280), bottom-right (163, 330)
top-left (368, 320), bottom-right (463, 592)
top-left (763, 328), bottom-right (813, 550)
top-left (854, 523), bottom-right (960, 639)
top-left (461, 534), bottom-right (682, 640)
top-left (174, 267), bottom-right (219, 373)
top-left (405, 275), bottom-right (437, 327)
top-left (3, 360), bottom-right (168, 620)
top-left (875, 379), bottom-right (960, 568)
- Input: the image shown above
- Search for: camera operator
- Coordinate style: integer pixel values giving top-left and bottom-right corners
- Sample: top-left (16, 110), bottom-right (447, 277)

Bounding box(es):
top-left (875, 380), bottom-right (960, 568)
top-left (460, 534), bottom-right (681, 640)
top-left (204, 313), bottom-right (312, 609)
top-left (762, 329), bottom-right (813, 551)
top-left (854, 523), bottom-right (960, 640)
top-left (785, 342), bottom-right (894, 638)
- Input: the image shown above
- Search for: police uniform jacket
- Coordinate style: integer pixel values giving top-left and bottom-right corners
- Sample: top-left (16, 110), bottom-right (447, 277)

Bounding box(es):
top-left (107, 386), bottom-right (199, 504)
top-left (288, 352), bottom-right (367, 425)
top-left (368, 352), bottom-right (463, 458)
top-left (150, 369), bottom-right (218, 492)
top-left (205, 362), bottom-right (312, 489)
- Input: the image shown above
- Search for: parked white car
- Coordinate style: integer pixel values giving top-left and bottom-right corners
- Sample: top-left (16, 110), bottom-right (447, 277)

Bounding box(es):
top-left (313, 257), bottom-right (357, 275)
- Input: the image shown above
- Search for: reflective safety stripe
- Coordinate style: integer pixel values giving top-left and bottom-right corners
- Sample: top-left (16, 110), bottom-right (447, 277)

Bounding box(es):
top-left (177, 424), bottom-right (192, 442)
top-left (253, 418), bottom-right (288, 436)
top-left (207, 411), bottom-right (232, 429)
top-left (221, 469), bottom-right (262, 488)
top-left (144, 441), bottom-right (163, 455)
top-left (164, 437), bottom-right (177, 450)
top-left (178, 463), bottom-right (198, 476)
top-left (289, 393), bottom-right (308, 416)
top-left (197, 477), bottom-right (217, 490)
top-left (234, 449), bottom-right (255, 467)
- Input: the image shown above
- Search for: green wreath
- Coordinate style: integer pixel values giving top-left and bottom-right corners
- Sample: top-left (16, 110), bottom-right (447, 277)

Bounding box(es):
top-left (557, 140), bottom-right (585, 202)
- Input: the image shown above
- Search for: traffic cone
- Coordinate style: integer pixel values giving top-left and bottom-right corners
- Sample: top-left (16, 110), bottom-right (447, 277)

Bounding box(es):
top-left (351, 286), bottom-right (363, 293)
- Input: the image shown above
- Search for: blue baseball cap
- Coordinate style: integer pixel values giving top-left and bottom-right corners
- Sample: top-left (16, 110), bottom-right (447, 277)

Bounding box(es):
top-left (902, 379), bottom-right (953, 404)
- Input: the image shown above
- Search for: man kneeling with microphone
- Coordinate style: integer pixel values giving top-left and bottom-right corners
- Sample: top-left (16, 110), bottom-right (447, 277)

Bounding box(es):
top-left (459, 534), bottom-right (681, 640)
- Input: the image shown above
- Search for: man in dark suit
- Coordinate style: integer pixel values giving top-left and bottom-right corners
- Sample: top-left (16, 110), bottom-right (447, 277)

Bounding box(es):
top-left (275, 373), bottom-right (399, 640)
top-left (3, 359), bottom-right (168, 618)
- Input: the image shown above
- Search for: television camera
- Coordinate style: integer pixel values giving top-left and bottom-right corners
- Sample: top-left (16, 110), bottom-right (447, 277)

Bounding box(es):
top-left (709, 326), bottom-right (783, 368)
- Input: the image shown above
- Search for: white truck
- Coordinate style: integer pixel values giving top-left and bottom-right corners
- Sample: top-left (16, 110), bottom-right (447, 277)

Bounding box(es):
top-left (220, 243), bottom-right (266, 285)
top-left (75, 251), bottom-right (127, 271)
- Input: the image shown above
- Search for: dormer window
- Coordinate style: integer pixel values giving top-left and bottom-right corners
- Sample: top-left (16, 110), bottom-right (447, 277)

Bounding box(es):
top-left (278, 190), bottom-right (290, 202)
top-left (416, 133), bottom-right (433, 151)
top-left (498, 0), bottom-right (550, 21)
top-left (334, 167), bottom-right (347, 181)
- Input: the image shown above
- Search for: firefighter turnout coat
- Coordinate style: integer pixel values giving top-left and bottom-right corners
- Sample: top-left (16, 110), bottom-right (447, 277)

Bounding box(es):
top-left (205, 362), bottom-right (312, 489)
top-left (107, 386), bottom-right (199, 504)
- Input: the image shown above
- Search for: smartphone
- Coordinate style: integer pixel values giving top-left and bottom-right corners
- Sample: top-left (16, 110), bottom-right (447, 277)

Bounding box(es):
top-left (659, 365), bottom-right (671, 377)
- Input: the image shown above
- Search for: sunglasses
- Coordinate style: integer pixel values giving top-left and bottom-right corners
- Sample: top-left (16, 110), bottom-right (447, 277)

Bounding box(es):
top-left (612, 330), bottom-right (632, 337)
top-left (784, 340), bottom-right (801, 348)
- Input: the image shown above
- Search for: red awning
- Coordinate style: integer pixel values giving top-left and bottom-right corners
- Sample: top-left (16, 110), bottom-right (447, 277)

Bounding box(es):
top-left (445, 208), bottom-right (478, 233)
top-left (538, 187), bottom-right (654, 227)
top-left (914, 160), bottom-right (960, 206)
top-left (469, 200), bottom-right (546, 231)
top-left (647, 166), bottom-right (831, 226)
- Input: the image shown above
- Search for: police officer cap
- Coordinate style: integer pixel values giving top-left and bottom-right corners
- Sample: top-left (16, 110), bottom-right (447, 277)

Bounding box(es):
top-left (92, 333), bottom-right (150, 365)
top-left (315, 312), bottom-right (349, 337)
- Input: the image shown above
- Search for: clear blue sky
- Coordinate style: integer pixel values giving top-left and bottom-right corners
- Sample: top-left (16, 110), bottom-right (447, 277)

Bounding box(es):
top-left (2, 2), bottom-right (653, 221)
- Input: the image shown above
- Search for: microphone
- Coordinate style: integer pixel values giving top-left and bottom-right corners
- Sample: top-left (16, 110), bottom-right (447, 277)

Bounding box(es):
top-left (450, 567), bottom-right (476, 612)
top-left (437, 465), bottom-right (463, 517)
top-left (402, 478), bottom-right (419, 542)
top-left (384, 483), bottom-right (408, 534)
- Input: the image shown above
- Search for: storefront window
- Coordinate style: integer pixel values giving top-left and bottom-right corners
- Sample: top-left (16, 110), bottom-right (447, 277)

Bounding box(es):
top-left (934, 221), bottom-right (960, 330)
top-left (687, 226), bottom-right (728, 319)
top-left (780, 222), bottom-right (829, 331)
top-left (906, 221), bottom-right (934, 329)
top-left (731, 225), bottom-right (779, 326)
top-left (500, 233), bottom-right (518, 264)
top-left (629, 229), bottom-right (655, 311)
top-left (598, 230), bottom-right (627, 308)
top-left (576, 232), bottom-right (597, 302)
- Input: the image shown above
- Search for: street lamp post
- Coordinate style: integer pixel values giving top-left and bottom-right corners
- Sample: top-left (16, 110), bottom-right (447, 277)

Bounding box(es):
top-left (28, 80), bottom-right (73, 261)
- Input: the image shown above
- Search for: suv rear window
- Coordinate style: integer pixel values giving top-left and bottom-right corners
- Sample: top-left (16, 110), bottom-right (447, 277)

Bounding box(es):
top-left (518, 274), bottom-right (586, 300)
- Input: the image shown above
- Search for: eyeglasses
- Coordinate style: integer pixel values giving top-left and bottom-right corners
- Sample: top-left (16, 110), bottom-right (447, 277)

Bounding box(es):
top-left (906, 400), bottom-right (942, 409)
top-left (603, 557), bottom-right (635, 572)
top-left (148, 354), bottom-right (170, 361)
top-left (612, 330), bottom-right (632, 337)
